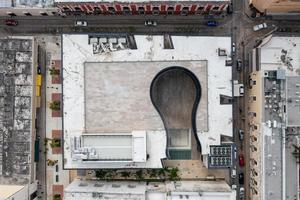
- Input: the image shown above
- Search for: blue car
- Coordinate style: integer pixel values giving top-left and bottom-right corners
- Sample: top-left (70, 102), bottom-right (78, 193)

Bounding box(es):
top-left (206, 21), bottom-right (218, 26)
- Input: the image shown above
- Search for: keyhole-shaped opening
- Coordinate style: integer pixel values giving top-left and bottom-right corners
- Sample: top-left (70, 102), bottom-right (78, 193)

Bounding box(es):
top-left (150, 66), bottom-right (201, 160)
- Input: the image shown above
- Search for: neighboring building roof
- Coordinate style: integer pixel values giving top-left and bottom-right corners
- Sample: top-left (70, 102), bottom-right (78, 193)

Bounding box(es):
top-left (15, 0), bottom-right (54, 7)
top-left (0, 37), bottom-right (35, 185)
top-left (0, 0), bottom-right (11, 8)
top-left (64, 179), bottom-right (236, 200)
top-left (250, 0), bottom-right (300, 14)
top-left (0, 185), bottom-right (25, 200)
top-left (286, 76), bottom-right (300, 127)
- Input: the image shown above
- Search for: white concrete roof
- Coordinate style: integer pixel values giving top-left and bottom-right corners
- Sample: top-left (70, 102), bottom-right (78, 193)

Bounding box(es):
top-left (62, 35), bottom-right (232, 168)
top-left (64, 180), bottom-right (235, 200)
top-left (259, 36), bottom-right (300, 76)
top-left (0, 0), bottom-right (11, 8)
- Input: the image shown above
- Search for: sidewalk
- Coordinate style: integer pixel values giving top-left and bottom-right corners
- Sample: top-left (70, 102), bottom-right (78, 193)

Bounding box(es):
top-left (42, 36), bottom-right (70, 200)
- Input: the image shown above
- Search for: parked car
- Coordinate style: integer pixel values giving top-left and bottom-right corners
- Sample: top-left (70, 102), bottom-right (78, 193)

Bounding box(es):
top-left (232, 42), bottom-right (236, 56)
top-left (239, 154), bottom-right (245, 167)
top-left (145, 20), bottom-right (157, 26)
top-left (233, 146), bottom-right (237, 160)
top-left (239, 172), bottom-right (244, 184)
top-left (231, 169), bottom-right (237, 178)
top-left (231, 184), bottom-right (237, 190)
top-left (239, 129), bottom-right (244, 141)
top-left (240, 187), bottom-right (245, 197)
top-left (5, 19), bottom-right (18, 26)
top-left (206, 20), bottom-right (218, 27)
top-left (239, 85), bottom-right (244, 96)
top-left (74, 21), bottom-right (88, 27)
top-left (253, 23), bottom-right (267, 31)
top-left (236, 59), bottom-right (242, 71)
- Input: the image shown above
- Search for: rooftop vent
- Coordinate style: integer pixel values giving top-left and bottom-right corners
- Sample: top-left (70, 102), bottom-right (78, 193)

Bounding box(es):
top-left (128, 184), bottom-right (136, 188)
top-left (78, 183), bottom-right (88, 187)
top-left (94, 183), bottom-right (104, 187)
top-left (112, 184), bottom-right (121, 188)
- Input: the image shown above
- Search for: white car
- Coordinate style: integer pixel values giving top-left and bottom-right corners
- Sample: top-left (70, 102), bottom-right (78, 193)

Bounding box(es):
top-left (239, 85), bottom-right (244, 96)
top-left (75, 21), bottom-right (88, 27)
top-left (253, 23), bottom-right (267, 31)
top-left (231, 169), bottom-right (236, 178)
top-left (145, 20), bottom-right (157, 26)
top-left (240, 187), bottom-right (245, 197)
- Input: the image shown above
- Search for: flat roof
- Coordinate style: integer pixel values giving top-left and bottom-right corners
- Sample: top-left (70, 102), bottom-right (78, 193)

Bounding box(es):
top-left (286, 76), bottom-right (300, 127)
top-left (0, 0), bottom-right (11, 8)
top-left (62, 35), bottom-right (232, 169)
top-left (0, 38), bottom-right (34, 185)
top-left (65, 180), bottom-right (235, 200)
top-left (0, 185), bottom-right (25, 199)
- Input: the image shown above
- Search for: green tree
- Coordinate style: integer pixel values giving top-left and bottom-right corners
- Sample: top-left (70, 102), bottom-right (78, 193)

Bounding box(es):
top-left (95, 170), bottom-right (107, 179)
top-left (50, 101), bottom-right (61, 111)
top-left (135, 170), bottom-right (144, 180)
top-left (169, 167), bottom-right (180, 181)
top-left (53, 194), bottom-right (61, 200)
top-left (120, 171), bottom-right (131, 179)
top-left (49, 67), bottom-right (60, 75)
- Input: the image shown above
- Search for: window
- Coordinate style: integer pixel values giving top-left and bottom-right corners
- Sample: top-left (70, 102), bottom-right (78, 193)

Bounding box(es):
top-left (74, 7), bottom-right (82, 12)
top-left (55, 165), bottom-right (59, 172)
top-left (40, 12), bottom-right (48, 16)
top-left (167, 7), bottom-right (174, 15)
top-left (123, 6), bottom-right (131, 15)
top-left (63, 7), bottom-right (70, 11)
top-left (108, 7), bottom-right (115, 14)
top-left (152, 7), bottom-right (159, 15)
top-left (253, 96), bottom-right (256, 101)
top-left (138, 7), bottom-right (145, 14)
top-left (56, 175), bottom-right (59, 182)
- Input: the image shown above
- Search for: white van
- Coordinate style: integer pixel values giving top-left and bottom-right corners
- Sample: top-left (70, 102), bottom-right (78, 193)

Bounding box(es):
top-left (231, 169), bottom-right (236, 178)
top-left (273, 120), bottom-right (277, 128)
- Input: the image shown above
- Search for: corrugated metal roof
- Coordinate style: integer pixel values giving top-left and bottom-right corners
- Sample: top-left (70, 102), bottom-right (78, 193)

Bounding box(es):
top-left (0, 0), bottom-right (12, 8)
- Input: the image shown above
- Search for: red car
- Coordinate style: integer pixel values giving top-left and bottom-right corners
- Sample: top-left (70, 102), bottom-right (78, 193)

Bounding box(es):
top-left (5, 19), bottom-right (18, 26)
top-left (239, 154), bottom-right (245, 167)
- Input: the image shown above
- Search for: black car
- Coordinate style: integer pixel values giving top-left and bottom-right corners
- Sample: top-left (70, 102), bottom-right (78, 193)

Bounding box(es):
top-left (239, 172), bottom-right (244, 185)
top-left (236, 59), bottom-right (242, 71)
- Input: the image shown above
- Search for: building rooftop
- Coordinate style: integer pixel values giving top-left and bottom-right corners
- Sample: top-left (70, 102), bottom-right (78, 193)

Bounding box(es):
top-left (0, 185), bottom-right (25, 200)
top-left (15, 0), bottom-right (54, 7)
top-left (0, 37), bottom-right (34, 185)
top-left (62, 35), bottom-right (232, 169)
top-left (64, 179), bottom-right (235, 200)
top-left (255, 36), bottom-right (300, 200)
top-left (286, 76), bottom-right (300, 127)
top-left (0, 0), bottom-right (11, 8)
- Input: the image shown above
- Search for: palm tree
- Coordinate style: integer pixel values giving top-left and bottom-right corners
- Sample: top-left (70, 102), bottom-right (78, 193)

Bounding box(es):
top-left (50, 101), bottom-right (61, 111)
top-left (169, 167), bottom-right (180, 181)
top-left (95, 170), bottom-right (107, 179)
top-left (135, 170), bottom-right (144, 180)
top-left (121, 171), bottom-right (131, 179)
